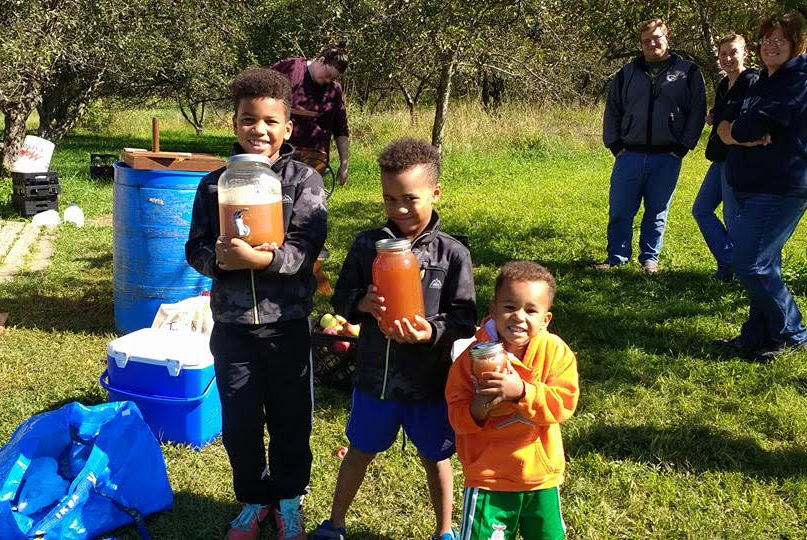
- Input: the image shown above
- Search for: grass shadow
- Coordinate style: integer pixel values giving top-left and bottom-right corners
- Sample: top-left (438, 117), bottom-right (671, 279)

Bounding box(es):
top-left (37, 392), bottom-right (107, 415)
top-left (568, 424), bottom-right (807, 479)
top-left (0, 278), bottom-right (114, 335)
top-left (108, 490), bottom-right (240, 539)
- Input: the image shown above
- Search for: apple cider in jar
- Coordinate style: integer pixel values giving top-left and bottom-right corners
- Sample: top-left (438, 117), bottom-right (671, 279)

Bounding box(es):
top-left (469, 341), bottom-right (507, 379)
top-left (372, 238), bottom-right (425, 334)
top-left (218, 154), bottom-right (284, 246)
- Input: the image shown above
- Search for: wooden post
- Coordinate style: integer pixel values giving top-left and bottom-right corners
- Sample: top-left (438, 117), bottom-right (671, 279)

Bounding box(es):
top-left (152, 117), bottom-right (160, 153)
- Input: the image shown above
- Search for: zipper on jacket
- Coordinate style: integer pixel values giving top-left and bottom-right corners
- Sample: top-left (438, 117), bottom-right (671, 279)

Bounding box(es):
top-left (380, 337), bottom-right (391, 400)
top-left (646, 72), bottom-right (656, 148)
top-left (249, 269), bottom-right (259, 324)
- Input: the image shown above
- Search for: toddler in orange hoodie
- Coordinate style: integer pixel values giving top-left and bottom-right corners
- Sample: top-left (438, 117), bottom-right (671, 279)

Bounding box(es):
top-left (445, 261), bottom-right (579, 540)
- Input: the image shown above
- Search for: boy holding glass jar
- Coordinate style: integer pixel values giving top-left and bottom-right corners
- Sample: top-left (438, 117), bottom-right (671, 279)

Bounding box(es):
top-left (185, 67), bottom-right (327, 540)
top-left (446, 261), bottom-right (579, 539)
top-left (310, 138), bottom-right (476, 540)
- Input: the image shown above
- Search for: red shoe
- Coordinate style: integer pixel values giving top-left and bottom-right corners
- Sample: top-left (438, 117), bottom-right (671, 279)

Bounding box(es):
top-left (275, 496), bottom-right (306, 540)
top-left (226, 503), bottom-right (271, 540)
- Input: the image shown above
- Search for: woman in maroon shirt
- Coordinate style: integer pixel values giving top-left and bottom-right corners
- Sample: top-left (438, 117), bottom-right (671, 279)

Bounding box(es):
top-left (273, 44), bottom-right (350, 186)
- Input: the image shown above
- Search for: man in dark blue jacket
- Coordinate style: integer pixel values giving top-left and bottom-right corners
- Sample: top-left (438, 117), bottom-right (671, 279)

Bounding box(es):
top-left (598, 18), bottom-right (707, 273)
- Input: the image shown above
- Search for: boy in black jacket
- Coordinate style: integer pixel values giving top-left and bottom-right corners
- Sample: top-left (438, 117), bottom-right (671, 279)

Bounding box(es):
top-left (310, 139), bottom-right (476, 540)
top-left (185, 68), bottom-right (327, 540)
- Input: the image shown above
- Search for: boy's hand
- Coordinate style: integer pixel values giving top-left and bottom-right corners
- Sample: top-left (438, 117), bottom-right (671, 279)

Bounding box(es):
top-left (253, 242), bottom-right (279, 253)
top-left (470, 375), bottom-right (501, 423)
top-left (356, 284), bottom-right (386, 321)
top-left (216, 236), bottom-right (274, 271)
top-left (476, 360), bottom-right (526, 403)
top-left (388, 315), bottom-right (433, 344)
top-left (470, 392), bottom-right (497, 424)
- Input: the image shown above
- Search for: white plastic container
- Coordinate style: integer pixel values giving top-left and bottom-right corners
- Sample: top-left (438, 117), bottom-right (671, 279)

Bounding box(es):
top-left (63, 203), bottom-right (84, 227)
top-left (10, 136), bottom-right (55, 173)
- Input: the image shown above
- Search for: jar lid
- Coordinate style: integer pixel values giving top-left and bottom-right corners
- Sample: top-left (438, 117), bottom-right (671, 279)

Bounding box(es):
top-left (375, 238), bottom-right (411, 252)
top-left (469, 341), bottom-right (504, 358)
top-left (227, 154), bottom-right (272, 166)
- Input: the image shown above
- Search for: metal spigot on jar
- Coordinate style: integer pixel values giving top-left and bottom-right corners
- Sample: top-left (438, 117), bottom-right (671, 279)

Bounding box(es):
top-left (217, 154), bottom-right (284, 246)
top-left (372, 238), bottom-right (425, 334)
top-left (469, 342), bottom-right (508, 379)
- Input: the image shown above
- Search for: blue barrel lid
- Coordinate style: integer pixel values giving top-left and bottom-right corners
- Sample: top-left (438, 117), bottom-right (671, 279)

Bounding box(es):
top-left (113, 162), bottom-right (217, 189)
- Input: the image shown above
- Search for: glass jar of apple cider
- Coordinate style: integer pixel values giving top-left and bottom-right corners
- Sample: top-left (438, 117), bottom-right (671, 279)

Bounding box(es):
top-left (469, 342), bottom-right (507, 379)
top-left (218, 154), bottom-right (284, 246)
top-left (372, 239), bottom-right (425, 334)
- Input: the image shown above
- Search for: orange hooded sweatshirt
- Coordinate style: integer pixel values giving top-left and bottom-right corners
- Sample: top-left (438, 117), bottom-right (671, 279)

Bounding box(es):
top-left (445, 318), bottom-right (579, 492)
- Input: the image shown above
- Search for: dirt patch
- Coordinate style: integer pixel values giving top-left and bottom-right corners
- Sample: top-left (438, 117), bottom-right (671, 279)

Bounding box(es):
top-left (88, 214), bottom-right (113, 227)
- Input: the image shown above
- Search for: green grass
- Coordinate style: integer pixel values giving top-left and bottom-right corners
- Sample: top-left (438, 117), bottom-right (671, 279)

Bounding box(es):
top-left (1, 102), bottom-right (806, 538)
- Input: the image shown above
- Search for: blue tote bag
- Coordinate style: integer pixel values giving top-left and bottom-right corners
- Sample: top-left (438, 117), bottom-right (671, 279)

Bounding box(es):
top-left (0, 401), bottom-right (173, 539)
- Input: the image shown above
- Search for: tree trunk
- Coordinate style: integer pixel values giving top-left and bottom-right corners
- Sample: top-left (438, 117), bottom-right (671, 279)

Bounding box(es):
top-left (398, 80), bottom-right (416, 121)
top-left (2, 102), bottom-right (38, 174)
top-left (178, 99), bottom-right (205, 136)
top-left (431, 50), bottom-right (457, 153)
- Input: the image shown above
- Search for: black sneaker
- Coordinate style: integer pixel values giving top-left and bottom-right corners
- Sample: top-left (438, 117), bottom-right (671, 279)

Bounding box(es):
top-left (712, 336), bottom-right (756, 359)
top-left (751, 340), bottom-right (807, 363)
top-left (714, 266), bottom-right (735, 282)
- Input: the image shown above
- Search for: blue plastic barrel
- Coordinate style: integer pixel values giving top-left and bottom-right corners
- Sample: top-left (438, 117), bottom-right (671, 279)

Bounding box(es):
top-left (113, 163), bottom-right (212, 334)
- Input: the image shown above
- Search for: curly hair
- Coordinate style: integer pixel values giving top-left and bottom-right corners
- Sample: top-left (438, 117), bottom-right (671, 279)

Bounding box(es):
top-left (377, 138), bottom-right (441, 185)
top-left (318, 42), bottom-right (349, 73)
top-left (231, 68), bottom-right (291, 120)
top-left (493, 261), bottom-right (557, 305)
top-left (758, 11), bottom-right (806, 58)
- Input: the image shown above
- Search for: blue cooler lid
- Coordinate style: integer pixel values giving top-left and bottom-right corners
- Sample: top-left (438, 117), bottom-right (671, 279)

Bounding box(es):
top-left (107, 328), bottom-right (213, 376)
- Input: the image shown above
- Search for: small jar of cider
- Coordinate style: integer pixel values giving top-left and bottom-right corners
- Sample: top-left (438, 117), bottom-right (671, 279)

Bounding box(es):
top-left (469, 342), bottom-right (508, 379)
top-left (372, 238), bottom-right (425, 334)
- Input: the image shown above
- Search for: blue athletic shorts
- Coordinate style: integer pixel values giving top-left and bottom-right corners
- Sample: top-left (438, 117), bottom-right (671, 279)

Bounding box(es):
top-left (346, 388), bottom-right (456, 462)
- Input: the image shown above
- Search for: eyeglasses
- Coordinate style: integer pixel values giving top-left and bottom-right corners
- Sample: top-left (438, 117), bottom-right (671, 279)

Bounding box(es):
top-left (641, 34), bottom-right (667, 46)
top-left (761, 37), bottom-right (789, 47)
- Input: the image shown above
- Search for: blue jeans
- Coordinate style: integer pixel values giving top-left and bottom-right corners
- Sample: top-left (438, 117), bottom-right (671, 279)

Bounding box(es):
top-left (692, 162), bottom-right (738, 270)
top-left (732, 193), bottom-right (807, 347)
top-left (606, 151), bottom-right (683, 265)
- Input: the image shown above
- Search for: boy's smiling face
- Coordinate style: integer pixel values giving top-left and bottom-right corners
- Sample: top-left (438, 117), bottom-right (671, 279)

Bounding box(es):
top-left (381, 164), bottom-right (441, 240)
top-left (491, 278), bottom-right (553, 355)
top-left (233, 96), bottom-right (292, 161)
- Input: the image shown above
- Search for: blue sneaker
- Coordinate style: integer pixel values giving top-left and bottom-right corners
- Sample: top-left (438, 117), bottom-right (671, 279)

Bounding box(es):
top-left (274, 496), bottom-right (305, 540)
top-left (309, 519), bottom-right (346, 539)
top-left (431, 528), bottom-right (458, 540)
top-left (226, 503), bottom-right (271, 540)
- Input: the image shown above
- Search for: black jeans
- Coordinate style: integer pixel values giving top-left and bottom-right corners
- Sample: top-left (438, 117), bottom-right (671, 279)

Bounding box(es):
top-left (210, 318), bottom-right (313, 504)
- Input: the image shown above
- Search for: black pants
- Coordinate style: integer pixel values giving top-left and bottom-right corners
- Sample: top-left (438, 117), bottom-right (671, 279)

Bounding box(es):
top-left (210, 318), bottom-right (313, 504)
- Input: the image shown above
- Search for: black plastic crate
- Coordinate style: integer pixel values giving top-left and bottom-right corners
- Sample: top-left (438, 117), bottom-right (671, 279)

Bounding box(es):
top-left (11, 194), bottom-right (58, 217)
top-left (11, 171), bottom-right (59, 187)
top-left (12, 182), bottom-right (61, 197)
top-left (311, 331), bottom-right (358, 391)
top-left (89, 153), bottom-right (116, 181)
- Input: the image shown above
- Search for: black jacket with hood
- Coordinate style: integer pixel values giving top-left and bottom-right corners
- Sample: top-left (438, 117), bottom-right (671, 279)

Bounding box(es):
top-left (330, 212), bottom-right (477, 402)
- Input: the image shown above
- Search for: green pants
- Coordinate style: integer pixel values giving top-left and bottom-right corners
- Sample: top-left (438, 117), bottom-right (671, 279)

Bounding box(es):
top-left (458, 487), bottom-right (565, 540)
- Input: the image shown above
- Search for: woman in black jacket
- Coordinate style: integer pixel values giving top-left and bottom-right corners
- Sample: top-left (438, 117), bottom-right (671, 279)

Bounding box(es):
top-left (717, 12), bottom-right (807, 361)
top-left (692, 33), bottom-right (758, 281)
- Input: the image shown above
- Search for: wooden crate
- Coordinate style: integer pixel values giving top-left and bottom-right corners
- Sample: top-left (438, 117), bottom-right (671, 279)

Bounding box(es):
top-left (121, 149), bottom-right (225, 172)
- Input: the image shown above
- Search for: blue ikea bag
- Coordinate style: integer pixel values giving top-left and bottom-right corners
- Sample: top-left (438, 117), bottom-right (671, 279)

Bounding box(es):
top-left (0, 401), bottom-right (173, 539)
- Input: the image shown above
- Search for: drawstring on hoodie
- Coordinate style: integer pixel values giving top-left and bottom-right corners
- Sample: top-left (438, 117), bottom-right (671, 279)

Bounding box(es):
top-left (380, 337), bottom-right (391, 400)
